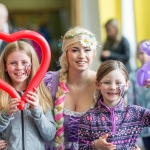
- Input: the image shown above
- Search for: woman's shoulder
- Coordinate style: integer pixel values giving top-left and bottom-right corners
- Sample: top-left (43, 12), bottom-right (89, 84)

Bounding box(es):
top-left (44, 71), bottom-right (59, 82)
top-left (121, 36), bottom-right (129, 44)
top-left (44, 71), bottom-right (60, 89)
top-left (89, 70), bottom-right (96, 78)
top-left (44, 71), bottom-right (60, 100)
top-left (87, 70), bottom-right (97, 86)
top-left (45, 70), bottom-right (60, 77)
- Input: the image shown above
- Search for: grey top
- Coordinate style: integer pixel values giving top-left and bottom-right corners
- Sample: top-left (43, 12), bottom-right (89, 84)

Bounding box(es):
top-left (0, 105), bottom-right (56, 150)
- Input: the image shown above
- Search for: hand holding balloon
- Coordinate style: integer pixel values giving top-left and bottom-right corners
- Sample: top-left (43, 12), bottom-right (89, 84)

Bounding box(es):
top-left (0, 140), bottom-right (7, 150)
top-left (136, 41), bottom-right (150, 86)
top-left (5, 98), bottom-right (20, 117)
top-left (26, 88), bottom-right (39, 109)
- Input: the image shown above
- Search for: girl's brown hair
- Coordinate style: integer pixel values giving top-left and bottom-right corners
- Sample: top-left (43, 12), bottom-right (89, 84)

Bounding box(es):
top-left (96, 60), bottom-right (129, 82)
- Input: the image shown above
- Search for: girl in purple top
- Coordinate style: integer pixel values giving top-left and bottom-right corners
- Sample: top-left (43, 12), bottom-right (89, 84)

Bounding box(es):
top-left (44, 26), bottom-right (99, 150)
top-left (78, 60), bottom-right (148, 150)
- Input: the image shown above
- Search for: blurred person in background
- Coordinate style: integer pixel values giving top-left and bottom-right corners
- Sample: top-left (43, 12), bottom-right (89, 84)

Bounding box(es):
top-left (29, 23), bottom-right (51, 62)
top-left (100, 19), bottom-right (132, 73)
top-left (0, 5), bottom-right (20, 148)
top-left (127, 40), bottom-right (150, 150)
top-left (0, 3), bottom-right (19, 54)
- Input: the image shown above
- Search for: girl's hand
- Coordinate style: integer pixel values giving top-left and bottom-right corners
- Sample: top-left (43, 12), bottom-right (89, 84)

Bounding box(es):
top-left (134, 144), bottom-right (141, 150)
top-left (26, 88), bottom-right (39, 109)
top-left (0, 140), bottom-right (7, 150)
top-left (5, 98), bottom-right (20, 116)
top-left (144, 79), bottom-right (150, 88)
top-left (94, 134), bottom-right (116, 150)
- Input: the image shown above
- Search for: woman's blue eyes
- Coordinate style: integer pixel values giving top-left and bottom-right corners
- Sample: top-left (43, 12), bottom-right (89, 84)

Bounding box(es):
top-left (72, 49), bottom-right (78, 52)
top-left (72, 49), bottom-right (91, 52)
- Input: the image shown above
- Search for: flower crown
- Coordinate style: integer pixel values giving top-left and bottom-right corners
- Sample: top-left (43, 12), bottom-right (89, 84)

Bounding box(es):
top-left (58, 32), bottom-right (98, 50)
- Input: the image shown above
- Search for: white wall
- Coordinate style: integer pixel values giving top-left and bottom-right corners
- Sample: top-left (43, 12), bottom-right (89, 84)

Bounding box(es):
top-left (121, 0), bottom-right (137, 70)
top-left (81, 0), bottom-right (101, 71)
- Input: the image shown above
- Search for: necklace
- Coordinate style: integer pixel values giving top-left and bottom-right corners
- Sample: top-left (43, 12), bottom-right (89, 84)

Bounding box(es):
top-left (75, 87), bottom-right (79, 91)
top-left (67, 81), bottom-right (88, 91)
top-left (67, 84), bottom-right (79, 91)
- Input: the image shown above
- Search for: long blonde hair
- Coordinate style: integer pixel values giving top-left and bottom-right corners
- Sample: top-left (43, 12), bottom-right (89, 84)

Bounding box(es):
top-left (0, 41), bottom-right (53, 113)
top-left (104, 19), bottom-right (122, 49)
top-left (55, 26), bottom-right (98, 149)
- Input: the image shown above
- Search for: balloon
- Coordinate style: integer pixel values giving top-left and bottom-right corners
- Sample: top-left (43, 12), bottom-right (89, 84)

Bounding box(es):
top-left (140, 41), bottom-right (150, 56)
top-left (0, 30), bottom-right (51, 110)
top-left (136, 62), bottom-right (150, 86)
top-left (0, 79), bottom-right (21, 99)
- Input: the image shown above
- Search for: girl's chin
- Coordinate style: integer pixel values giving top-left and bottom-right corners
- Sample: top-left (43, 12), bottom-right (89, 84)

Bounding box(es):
top-left (106, 97), bottom-right (121, 102)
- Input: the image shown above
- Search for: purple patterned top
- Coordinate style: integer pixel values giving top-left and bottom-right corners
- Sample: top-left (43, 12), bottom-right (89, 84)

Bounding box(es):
top-left (44, 71), bottom-right (90, 150)
top-left (78, 98), bottom-right (150, 150)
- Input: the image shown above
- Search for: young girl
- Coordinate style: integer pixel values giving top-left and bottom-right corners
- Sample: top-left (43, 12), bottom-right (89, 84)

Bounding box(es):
top-left (78, 60), bottom-right (148, 150)
top-left (0, 41), bottom-right (56, 150)
top-left (127, 40), bottom-right (150, 149)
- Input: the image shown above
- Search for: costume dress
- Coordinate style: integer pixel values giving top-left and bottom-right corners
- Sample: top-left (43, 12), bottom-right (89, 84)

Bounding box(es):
top-left (44, 71), bottom-right (97, 150)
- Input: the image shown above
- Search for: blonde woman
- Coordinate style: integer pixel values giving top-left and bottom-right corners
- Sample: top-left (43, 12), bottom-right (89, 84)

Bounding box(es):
top-left (0, 41), bottom-right (56, 150)
top-left (44, 26), bottom-right (98, 150)
top-left (100, 19), bottom-right (132, 73)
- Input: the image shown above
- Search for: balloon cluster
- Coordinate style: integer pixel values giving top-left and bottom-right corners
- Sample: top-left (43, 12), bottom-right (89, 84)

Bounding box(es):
top-left (136, 41), bottom-right (150, 86)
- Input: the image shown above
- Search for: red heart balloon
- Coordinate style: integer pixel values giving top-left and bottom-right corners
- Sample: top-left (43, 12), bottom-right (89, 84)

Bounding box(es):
top-left (0, 30), bottom-right (51, 110)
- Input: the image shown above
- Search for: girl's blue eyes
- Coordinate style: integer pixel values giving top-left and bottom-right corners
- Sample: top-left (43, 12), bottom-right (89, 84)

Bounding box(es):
top-left (104, 82), bottom-right (110, 84)
top-left (9, 62), bottom-right (29, 66)
top-left (10, 62), bottom-right (16, 64)
top-left (103, 82), bottom-right (122, 85)
top-left (85, 49), bottom-right (91, 52)
top-left (23, 62), bottom-right (28, 64)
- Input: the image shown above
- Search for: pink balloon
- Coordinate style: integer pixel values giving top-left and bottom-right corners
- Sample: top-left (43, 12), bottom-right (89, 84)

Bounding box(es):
top-left (0, 30), bottom-right (51, 110)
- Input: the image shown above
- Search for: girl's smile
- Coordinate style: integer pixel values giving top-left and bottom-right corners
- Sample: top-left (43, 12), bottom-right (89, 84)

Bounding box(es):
top-left (6, 51), bottom-right (31, 88)
top-left (97, 69), bottom-right (129, 107)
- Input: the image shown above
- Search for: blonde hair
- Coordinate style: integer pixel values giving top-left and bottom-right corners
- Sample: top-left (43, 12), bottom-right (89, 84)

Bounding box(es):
top-left (0, 41), bottom-right (53, 113)
top-left (104, 19), bottom-right (122, 49)
top-left (59, 26), bottom-right (98, 73)
top-left (54, 26), bottom-right (98, 149)
top-left (96, 60), bottom-right (129, 82)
